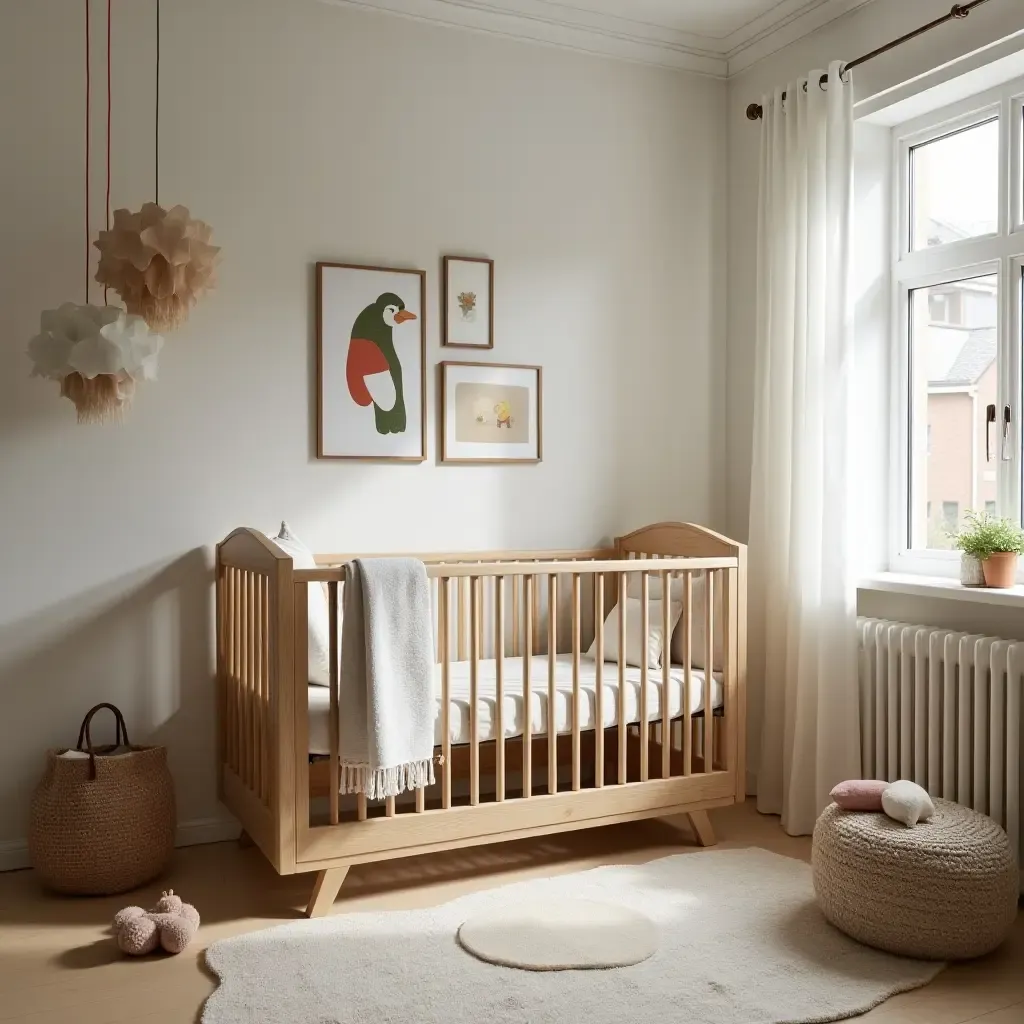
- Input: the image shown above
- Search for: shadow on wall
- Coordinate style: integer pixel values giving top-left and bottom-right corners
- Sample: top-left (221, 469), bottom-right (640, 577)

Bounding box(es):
top-left (0, 548), bottom-right (215, 846)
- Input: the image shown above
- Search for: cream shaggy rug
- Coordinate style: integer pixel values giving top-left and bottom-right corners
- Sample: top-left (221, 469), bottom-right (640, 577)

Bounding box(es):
top-left (457, 898), bottom-right (659, 970)
top-left (203, 849), bottom-right (943, 1024)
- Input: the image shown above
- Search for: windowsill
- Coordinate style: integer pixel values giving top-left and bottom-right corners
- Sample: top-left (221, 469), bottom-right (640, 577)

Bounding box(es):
top-left (859, 572), bottom-right (1024, 607)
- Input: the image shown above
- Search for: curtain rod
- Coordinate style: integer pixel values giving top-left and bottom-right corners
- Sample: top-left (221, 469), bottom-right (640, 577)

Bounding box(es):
top-left (745, 0), bottom-right (992, 121)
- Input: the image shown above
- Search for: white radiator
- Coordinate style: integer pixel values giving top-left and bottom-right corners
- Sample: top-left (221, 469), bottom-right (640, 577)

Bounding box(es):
top-left (858, 618), bottom-right (1021, 870)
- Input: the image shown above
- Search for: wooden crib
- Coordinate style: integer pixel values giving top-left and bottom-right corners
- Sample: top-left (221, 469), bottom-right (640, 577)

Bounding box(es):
top-left (216, 522), bottom-right (747, 916)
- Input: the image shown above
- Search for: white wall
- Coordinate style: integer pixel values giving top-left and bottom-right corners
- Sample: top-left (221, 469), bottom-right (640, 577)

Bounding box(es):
top-left (0, 0), bottom-right (726, 857)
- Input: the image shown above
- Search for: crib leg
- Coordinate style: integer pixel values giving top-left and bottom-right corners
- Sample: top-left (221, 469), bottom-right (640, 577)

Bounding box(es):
top-left (686, 810), bottom-right (716, 847)
top-left (305, 867), bottom-right (350, 918)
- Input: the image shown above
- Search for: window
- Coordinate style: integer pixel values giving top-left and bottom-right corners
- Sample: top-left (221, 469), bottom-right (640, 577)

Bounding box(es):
top-left (942, 501), bottom-right (959, 535)
top-left (893, 78), bottom-right (1024, 576)
top-left (910, 118), bottom-right (999, 250)
top-left (927, 288), bottom-right (963, 325)
top-left (908, 273), bottom-right (997, 548)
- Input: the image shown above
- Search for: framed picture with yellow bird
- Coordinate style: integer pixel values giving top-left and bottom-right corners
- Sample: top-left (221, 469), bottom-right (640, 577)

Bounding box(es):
top-left (317, 262), bottom-right (426, 460)
top-left (440, 361), bottom-right (542, 464)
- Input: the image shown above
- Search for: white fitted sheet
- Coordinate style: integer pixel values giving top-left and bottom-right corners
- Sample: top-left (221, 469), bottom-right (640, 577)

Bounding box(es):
top-left (308, 654), bottom-right (722, 755)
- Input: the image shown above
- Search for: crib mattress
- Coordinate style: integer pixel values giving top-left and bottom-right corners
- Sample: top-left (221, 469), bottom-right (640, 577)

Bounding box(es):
top-left (307, 654), bottom-right (723, 754)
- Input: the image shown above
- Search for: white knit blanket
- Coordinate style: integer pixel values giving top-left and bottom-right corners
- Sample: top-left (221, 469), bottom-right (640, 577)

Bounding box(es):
top-left (338, 558), bottom-right (435, 800)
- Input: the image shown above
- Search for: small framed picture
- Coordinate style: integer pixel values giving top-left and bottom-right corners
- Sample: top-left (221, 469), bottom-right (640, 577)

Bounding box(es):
top-left (440, 361), bottom-right (542, 464)
top-left (317, 261), bottom-right (426, 461)
top-left (442, 256), bottom-right (494, 349)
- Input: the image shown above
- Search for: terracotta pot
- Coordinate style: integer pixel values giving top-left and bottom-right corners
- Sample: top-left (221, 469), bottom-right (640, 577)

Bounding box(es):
top-left (982, 552), bottom-right (1019, 589)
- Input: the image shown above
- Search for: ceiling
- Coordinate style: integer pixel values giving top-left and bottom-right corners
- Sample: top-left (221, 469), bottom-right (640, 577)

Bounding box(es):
top-left (319, 0), bottom-right (876, 76)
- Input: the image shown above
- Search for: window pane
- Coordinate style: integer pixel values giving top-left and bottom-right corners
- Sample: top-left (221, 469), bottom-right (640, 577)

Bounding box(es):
top-left (911, 119), bottom-right (999, 251)
top-left (909, 274), bottom-right (998, 549)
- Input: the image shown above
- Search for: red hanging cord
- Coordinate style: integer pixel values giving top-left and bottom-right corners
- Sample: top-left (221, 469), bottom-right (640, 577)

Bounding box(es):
top-left (104, 0), bottom-right (111, 304)
top-left (155, 0), bottom-right (159, 205)
top-left (85, 0), bottom-right (91, 305)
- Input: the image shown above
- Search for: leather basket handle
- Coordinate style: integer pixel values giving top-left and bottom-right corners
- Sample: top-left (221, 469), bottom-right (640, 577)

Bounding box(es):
top-left (75, 703), bottom-right (131, 779)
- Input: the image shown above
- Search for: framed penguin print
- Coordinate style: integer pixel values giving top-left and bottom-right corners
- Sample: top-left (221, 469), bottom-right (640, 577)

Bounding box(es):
top-left (442, 256), bottom-right (494, 349)
top-left (440, 361), bottom-right (542, 464)
top-left (317, 262), bottom-right (426, 461)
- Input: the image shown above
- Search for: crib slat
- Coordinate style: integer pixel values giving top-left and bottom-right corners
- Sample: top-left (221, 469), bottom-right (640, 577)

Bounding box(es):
top-left (225, 568), bottom-right (235, 775)
top-left (261, 573), bottom-right (271, 803)
top-left (470, 575), bottom-right (481, 806)
top-left (723, 567), bottom-right (737, 780)
top-left (249, 571), bottom-right (258, 791)
top-left (441, 576), bottom-right (452, 810)
top-left (618, 572), bottom-right (627, 784)
top-left (253, 574), bottom-right (261, 794)
top-left (458, 577), bottom-right (469, 662)
top-left (523, 574), bottom-right (534, 798)
top-left (640, 572), bottom-right (649, 783)
top-left (595, 573), bottom-right (605, 788)
top-left (682, 571), bottom-right (693, 776)
top-left (244, 572), bottom-right (253, 793)
top-left (547, 574), bottom-right (558, 795)
top-left (512, 568), bottom-right (521, 658)
top-left (328, 580), bottom-right (340, 826)
top-left (661, 569), bottom-right (671, 779)
top-left (252, 573), bottom-right (261, 800)
top-left (704, 571), bottom-right (715, 771)
top-left (292, 580), bottom-right (311, 832)
top-left (533, 562), bottom-right (541, 654)
top-left (571, 572), bottom-right (581, 792)
top-left (216, 563), bottom-right (227, 788)
top-left (417, 577), bottom-right (430, 806)
top-left (227, 567), bottom-right (236, 777)
top-left (241, 571), bottom-right (250, 788)
top-left (496, 576), bottom-right (506, 802)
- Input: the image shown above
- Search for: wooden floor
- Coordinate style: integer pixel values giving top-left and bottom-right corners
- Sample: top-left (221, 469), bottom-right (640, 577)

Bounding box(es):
top-left (0, 799), bottom-right (1019, 1024)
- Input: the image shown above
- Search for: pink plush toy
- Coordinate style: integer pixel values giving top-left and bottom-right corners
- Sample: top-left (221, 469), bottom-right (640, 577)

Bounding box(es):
top-left (113, 890), bottom-right (200, 955)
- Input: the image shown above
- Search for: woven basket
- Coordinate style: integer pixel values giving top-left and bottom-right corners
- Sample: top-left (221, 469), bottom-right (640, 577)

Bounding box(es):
top-left (29, 703), bottom-right (175, 895)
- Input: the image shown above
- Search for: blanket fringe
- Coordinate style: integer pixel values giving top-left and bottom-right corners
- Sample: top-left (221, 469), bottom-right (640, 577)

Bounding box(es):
top-left (339, 758), bottom-right (436, 801)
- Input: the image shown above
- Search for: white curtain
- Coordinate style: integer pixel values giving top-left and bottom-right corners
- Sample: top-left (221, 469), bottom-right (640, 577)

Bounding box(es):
top-left (749, 61), bottom-right (862, 836)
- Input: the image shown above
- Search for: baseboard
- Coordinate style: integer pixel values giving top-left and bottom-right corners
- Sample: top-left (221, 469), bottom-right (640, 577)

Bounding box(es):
top-left (0, 840), bottom-right (29, 873)
top-left (176, 816), bottom-right (242, 848)
top-left (0, 816), bottom-right (241, 873)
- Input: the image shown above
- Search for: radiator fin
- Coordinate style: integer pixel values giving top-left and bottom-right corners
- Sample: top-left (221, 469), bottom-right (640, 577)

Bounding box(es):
top-left (857, 618), bottom-right (1021, 864)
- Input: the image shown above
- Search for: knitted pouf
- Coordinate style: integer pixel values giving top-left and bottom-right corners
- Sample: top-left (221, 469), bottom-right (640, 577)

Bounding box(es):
top-left (812, 799), bottom-right (1018, 960)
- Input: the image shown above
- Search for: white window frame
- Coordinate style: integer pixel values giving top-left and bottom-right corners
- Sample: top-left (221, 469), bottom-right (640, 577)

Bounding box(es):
top-left (889, 75), bottom-right (1024, 578)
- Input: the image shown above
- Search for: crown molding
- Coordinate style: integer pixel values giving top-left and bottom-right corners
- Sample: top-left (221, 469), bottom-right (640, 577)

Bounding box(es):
top-left (316, 0), bottom-right (877, 77)
top-left (316, 0), bottom-right (726, 75)
top-left (725, 0), bottom-right (876, 76)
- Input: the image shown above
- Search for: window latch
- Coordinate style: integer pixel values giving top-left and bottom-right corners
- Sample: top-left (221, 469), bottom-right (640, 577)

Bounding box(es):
top-left (1002, 405), bottom-right (1012, 462)
top-left (986, 404), bottom-right (996, 462)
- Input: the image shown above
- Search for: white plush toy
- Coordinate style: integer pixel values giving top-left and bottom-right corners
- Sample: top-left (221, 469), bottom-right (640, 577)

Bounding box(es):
top-left (881, 780), bottom-right (935, 826)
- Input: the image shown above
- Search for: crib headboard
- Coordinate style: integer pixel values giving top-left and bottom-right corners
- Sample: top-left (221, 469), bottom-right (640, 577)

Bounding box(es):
top-left (615, 522), bottom-right (742, 560)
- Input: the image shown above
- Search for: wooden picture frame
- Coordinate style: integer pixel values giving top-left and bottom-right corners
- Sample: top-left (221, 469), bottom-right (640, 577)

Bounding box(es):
top-left (442, 256), bottom-right (494, 349)
top-left (317, 261), bottom-right (426, 461)
top-left (440, 361), bottom-right (542, 464)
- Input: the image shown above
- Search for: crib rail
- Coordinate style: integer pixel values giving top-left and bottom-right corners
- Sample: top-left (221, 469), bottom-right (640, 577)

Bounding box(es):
top-left (301, 555), bottom-right (738, 818)
top-left (216, 523), bottom-right (747, 877)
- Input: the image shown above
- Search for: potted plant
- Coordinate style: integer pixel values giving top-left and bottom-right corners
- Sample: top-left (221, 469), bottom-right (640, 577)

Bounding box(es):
top-left (952, 510), bottom-right (1024, 588)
